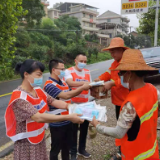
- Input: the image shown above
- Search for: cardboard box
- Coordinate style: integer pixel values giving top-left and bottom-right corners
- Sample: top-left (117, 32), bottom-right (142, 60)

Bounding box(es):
top-left (91, 85), bottom-right (108, 99)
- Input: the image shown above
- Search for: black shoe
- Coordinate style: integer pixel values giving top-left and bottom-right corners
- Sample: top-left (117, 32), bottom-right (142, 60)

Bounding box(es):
top-left (77, 150), bottom-right (91, 158)
top-left (70, 154), bottom-right (77, 160)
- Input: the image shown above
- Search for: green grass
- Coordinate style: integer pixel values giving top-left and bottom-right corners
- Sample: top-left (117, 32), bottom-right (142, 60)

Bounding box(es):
top-left (88, 52), bottom-right (112, 64)
top-left (103, 153), bottom-right (112, 160)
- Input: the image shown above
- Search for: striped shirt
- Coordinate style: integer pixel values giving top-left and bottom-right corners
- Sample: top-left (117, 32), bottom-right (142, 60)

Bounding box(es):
top-left (44, 77), bottom-right (71, 127)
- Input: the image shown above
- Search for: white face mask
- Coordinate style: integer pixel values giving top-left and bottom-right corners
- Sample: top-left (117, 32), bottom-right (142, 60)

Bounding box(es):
top-left (120, 72), bottom-right (131, 89)
top-left (120, 76), bottom-right (129, 89)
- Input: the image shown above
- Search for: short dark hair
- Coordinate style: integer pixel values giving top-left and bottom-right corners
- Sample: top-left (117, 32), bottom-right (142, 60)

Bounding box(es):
top-left (49, 59), bottom-right (64, 73)
top-left (76, 54), bottom-right (86, 59)
top-left (15, 59), bottom-right (45, 79)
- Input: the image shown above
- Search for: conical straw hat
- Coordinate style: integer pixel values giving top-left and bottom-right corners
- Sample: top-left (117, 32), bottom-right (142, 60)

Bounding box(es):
top-left (102, 37), bottom-right (129, 51)
top-left (112, 49), bottom-right (158, 71)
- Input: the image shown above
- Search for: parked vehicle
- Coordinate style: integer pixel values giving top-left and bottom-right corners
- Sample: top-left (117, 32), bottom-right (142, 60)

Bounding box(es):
top-left (141, 47), bottom-right (160, 78)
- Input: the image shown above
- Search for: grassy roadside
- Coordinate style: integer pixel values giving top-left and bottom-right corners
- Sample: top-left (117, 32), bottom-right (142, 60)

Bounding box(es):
top-left (0, 52), bottom-right (112, 83)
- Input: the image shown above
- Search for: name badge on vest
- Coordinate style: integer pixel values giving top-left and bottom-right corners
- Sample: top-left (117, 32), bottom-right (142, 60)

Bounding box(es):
top-left (76, 79), bottom-right (88, 82)
top-left (34, 100), bottom-right (46, 110)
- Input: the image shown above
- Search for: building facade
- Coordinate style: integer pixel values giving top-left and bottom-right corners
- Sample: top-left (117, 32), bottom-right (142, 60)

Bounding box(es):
top-left (48, 8), bottom-right (60, 19)
top-left (41, 0), bottom-right (49, 17)
top-left (97, 10), bottom-right (130, 38)
top-left (56, 3), bottom-right (109, 45)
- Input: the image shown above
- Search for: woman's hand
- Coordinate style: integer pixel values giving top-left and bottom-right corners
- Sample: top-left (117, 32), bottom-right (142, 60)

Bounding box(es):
top-left (90, 116), bottom-right (100, 127)
top-left (68, 113), bottom-right (84, 124)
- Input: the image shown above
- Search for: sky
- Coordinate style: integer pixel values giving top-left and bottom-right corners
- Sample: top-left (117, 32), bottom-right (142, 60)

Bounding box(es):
top-left (48, 0), bottom-right (139, 31)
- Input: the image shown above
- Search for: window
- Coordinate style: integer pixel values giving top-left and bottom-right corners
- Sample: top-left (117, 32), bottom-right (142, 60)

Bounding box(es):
top-left (83, 13), bottom-right (85, 17)
top-left (90, 15), bottom-right (93, 19)
top-left (109, 33), bottom-right (112, 38)
top-left (107, 19), bottom-right (111, 22)
top-left (83, 22), bottom-right (85, 26)
top-left (89, 23), bottom-right (93, 27)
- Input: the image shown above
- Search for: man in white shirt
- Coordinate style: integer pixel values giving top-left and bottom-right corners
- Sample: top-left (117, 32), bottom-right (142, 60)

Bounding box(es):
top-left (65, 54), bottom-right (91, 160)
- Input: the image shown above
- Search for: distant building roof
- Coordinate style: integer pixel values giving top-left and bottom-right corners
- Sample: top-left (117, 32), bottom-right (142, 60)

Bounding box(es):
top-left (98, 10), bottom-right (121, 19)
top-left (56, 2), bottom-right (98, 13)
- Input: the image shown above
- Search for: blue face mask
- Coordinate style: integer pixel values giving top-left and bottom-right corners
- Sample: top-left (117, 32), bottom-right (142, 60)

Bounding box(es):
top-left (120, 76), bottom-right (129, 89)
top-left (58, 70), bottom-right (65, 79)
top-left (29, 76), bottom-right (43, 88)
top-left (77, 62), bottom-right (86, 70)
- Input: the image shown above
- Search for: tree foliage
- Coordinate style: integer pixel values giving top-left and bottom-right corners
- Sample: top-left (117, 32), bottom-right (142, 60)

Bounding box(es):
top-left (0, 0), bottom-right (26, 80)
top-left (116, 34), bottom-right (151, 48)
top-left (21, 0), bottom-right (45, 28)
top-left (137, 0), bottom-right (159, 43)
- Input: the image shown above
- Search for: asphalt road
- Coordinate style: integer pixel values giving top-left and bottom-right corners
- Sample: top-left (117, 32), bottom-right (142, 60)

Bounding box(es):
top-left (0, 59), bottom-right (113, 147)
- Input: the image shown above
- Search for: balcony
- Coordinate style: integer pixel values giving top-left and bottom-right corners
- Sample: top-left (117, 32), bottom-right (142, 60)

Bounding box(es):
top-left (61, 8), bottom-right (99, 16)
top-left (82, 26), bottom-right (99, 31)
top-left (82, 17), bottom-right (97, 23)
top-left (96, 33), bottom-right (109, 38)
top-left (80, 8), bottom-right (99, 15)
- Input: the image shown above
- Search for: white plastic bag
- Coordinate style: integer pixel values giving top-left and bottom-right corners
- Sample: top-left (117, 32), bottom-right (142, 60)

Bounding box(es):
top-left (69, 101), bottom-right (107, 122)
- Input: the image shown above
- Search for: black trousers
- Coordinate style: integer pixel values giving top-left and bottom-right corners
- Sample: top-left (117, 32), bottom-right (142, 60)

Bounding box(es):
top-left (70, 120), bottom-right (89, 155)
top-left (115, 105), bottom-right (121, 120)
top-left (50, 123), bottom-right (72, 160)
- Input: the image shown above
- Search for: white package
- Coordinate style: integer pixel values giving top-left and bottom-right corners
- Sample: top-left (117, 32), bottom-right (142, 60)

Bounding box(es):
top-left (89, 81), bottom-right (104, 87)
top-left (69, 101), bottom-right (107, 122)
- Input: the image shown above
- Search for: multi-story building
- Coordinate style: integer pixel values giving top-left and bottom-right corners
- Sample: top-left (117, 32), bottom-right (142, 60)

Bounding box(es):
top-left (41, 0), bottom-right (49, 17)
top-left (97, 10), bottom-right (130, 38)
top-left (48, 8), bottom-right (60, 19)
top-left (56, 2), bottom-right (109, 45)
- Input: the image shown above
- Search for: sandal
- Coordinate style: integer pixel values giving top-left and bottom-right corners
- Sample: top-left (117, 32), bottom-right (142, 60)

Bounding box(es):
top-left (110, 154), bottom-right (121, 160)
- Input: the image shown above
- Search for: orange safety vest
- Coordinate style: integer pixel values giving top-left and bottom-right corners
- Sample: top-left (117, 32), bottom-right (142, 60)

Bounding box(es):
top-left (99, 60), bottom-right (129, 106)
top-left (67, 67), bottom-right (91, 103)
top-left (44, 79), bottom-right (71, 115)
top-left (5, 87), bottom-right (48, 144)
top-left (120, 83), bottom-right (159, 160)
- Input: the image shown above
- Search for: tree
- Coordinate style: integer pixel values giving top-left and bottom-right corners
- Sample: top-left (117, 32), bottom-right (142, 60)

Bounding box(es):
top-left (20, 0), bottom-right (45, 28)
top-left (53, 2), bottom-right (63, 9)
top-left (40, 18), bottom-right (57, 29)
top-left (0, 0), bottom-right (26, 80)
top-left (137, 0), bottom-right (159, 43)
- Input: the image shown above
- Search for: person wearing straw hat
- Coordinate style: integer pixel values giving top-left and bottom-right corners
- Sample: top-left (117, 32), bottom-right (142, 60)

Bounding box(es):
top-left (91, 49), bottom-right (160, 160)
top-left (94, 37), bottom-right (130, 157)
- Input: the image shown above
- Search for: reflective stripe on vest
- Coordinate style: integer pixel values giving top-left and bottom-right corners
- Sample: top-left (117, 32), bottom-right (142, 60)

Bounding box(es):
top-left (5, 87), bottom-right (48, 144)
top-left (140, 101), bottom-right (158, 124)
top-left (68, 67), bottom-right (91, 103)
top-left (134, 140), bottom-right (157, 160)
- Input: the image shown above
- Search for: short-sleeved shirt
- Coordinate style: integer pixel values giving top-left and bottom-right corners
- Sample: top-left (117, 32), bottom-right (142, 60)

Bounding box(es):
top-left (44, 77), bottom-right (71, 127)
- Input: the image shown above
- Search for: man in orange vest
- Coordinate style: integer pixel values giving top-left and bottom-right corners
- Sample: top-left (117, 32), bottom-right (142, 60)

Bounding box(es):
top-left (44, 59), bottom-right (90, 160)
top-left (91, 49), bottom-right (160, 160)
top-left (65, 54), bottom-right (91, 160)
top-left (94, 37), bottom-right (129, 159)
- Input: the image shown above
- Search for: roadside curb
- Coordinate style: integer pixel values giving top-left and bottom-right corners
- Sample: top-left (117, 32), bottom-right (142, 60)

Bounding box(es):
top-left (0, 145), bottom-right (13, 158)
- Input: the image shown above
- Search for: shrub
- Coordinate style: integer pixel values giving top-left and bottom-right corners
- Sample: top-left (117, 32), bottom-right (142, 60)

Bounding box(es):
top-left (15, 30), bottom-right (31, 48)
top-left (28, 44), bottom-right (49, 60)
top-left (29, 32), bottom-right (53, 48)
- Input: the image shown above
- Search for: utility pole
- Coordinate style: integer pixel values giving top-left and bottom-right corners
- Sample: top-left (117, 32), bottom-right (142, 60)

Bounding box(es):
top-left (154, 0), bottom-right (159, 46)
top-left (129, 26), bottom-right (132, 47)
